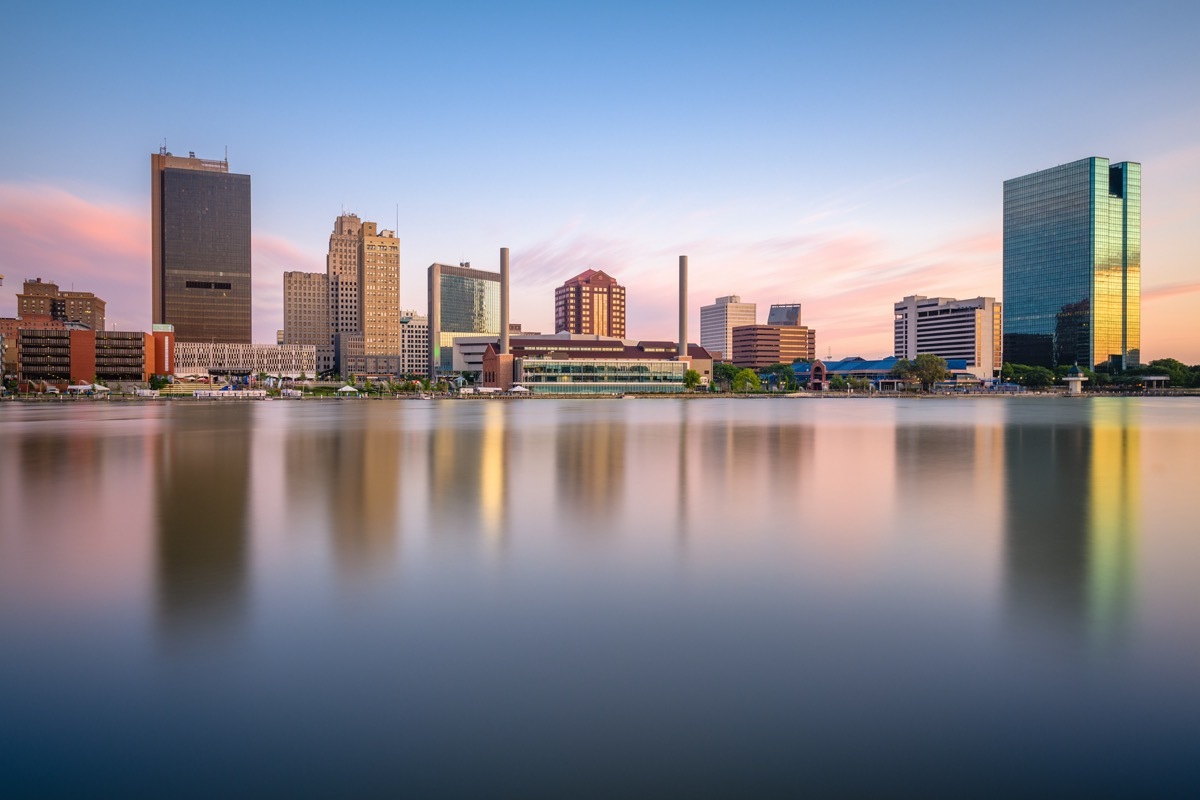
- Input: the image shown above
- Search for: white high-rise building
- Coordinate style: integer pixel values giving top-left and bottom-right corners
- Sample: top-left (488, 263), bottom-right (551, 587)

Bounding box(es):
top-left (893, 295), bottom-right (1002, 377)
top-left (700, 295), bottom-right (756, 361)
top-left (400, 311), bottom-right (429, 377)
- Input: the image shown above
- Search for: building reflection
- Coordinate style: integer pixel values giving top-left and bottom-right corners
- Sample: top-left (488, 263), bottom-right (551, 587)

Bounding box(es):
top-left (154, 406), bottom-right (250, 644)
top-left (1004, 402), bottom-right (1139, 648)
top-left (555, 411), bottom-right (626, 533)
top-left (894, 422), bottom-right (1004, 520)
top-left (285, 406), bottom-right (403, 576)
top-left (429, 403), bottom-right (508, 541)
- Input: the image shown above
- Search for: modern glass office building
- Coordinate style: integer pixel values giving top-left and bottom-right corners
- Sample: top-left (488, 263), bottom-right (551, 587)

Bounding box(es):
top-left (427, 263), bottom-right (500, 376)
top-left (1003, 156), bottom-right (1140, 370)
top-left (151, 151), bottom-right (252, 344)
top-left (517, 358), bottom-right (686, 394)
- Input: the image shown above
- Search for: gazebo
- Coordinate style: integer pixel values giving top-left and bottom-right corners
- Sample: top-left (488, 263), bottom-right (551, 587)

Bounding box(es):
top-left (1064, 365), bottom-right (1088, 396)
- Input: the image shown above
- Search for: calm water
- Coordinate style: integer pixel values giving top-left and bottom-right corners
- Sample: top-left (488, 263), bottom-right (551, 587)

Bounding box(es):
top-left (1, 397), bottom-right (1198, 797)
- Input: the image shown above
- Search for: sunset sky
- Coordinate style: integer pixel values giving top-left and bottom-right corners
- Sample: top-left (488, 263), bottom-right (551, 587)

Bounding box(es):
top-left (2, 1), bottom-right (1197, 361)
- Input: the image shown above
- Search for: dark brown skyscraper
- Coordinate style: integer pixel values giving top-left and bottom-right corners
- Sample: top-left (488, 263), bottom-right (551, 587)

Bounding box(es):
top-left (554, 269), bottom-right (626, 338)
top-left (151, 149), bottom-right (252, 343)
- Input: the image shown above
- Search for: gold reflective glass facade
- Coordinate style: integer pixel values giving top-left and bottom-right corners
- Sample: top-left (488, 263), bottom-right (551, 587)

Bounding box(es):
top-left (1003, 157), bottom-right (1140, 370)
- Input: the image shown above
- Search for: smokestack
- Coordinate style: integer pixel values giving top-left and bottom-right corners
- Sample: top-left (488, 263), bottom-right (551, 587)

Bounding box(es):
top-left (678, 255), bottom-right (688, 359)
top-left (500, 247), bottom-right (510, 355)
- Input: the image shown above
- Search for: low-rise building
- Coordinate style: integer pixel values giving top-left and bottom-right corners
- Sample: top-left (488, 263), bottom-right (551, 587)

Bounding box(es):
top-left (731, 324), bottom-right (816, 369)
top-left (174, 342), bottom-right (316, 379)
top-left (17, 328), bottom-right (169, 384)
top-left (481, 333), bottom-right (713, 393)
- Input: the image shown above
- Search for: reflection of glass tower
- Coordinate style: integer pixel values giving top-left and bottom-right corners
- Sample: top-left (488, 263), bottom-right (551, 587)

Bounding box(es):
top-left (1003, 157), bottom-right (1140, 370)
top-left (1003, 403), bottom-right (1140, 647)
top-left (427, 263), bottom-right (500, 377)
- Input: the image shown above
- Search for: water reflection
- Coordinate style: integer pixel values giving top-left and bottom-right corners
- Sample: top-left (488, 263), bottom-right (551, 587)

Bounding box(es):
top-left (429, 403), bottom-right (508, 542)
top-left (284, 406), bottom-right (403, 575)
top-left (555, 408), bottom-right (626, 535)
top-left (1004, 401), bottom-right (1140, 649)
top-left (154, 406), bottom-right (251, 644)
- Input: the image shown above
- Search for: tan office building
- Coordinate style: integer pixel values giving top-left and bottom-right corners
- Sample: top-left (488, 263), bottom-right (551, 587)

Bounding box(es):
top-left (358, 222), bottom-right (401, 355)
top-left (17, 278), bottom-right (106, 331)
top-left (732, 324), bottom-right (816, 369)
top-left (326, 214), bottom-right (362, 338)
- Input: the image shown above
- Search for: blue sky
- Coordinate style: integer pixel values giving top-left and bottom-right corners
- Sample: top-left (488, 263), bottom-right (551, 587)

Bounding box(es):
top-left (2, 1), bottom-right (1197, 359)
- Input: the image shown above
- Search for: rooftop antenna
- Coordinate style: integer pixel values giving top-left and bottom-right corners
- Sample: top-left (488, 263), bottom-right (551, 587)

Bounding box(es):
top-left (224, 144), bottom-right (228, 164)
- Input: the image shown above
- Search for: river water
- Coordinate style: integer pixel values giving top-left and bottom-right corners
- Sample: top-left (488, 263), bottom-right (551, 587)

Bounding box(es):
top-left (1, 397), bottom-right (1197, 796)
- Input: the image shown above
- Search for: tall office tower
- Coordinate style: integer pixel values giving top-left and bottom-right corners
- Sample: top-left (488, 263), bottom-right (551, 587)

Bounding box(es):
top-left (283, 271), bottom-right (332, 373)
top-left (1003, 156), bottom-right (1140, 370)
top-left (894, 295), bottom-right (1002, 377)
top-left (17, 278), bottom-right (106, 330)
top-left (326, 213), bottom-right (362, 338)
top-left (357, 221), bottom-right (401, 355)
top-left (428, 262), bottom-right (501, 377)
top-left (554, 269), bottom-right (626, 337)
top-left (151, 149), bottom-right (251, 343)
top-left (700, 295), bottom-right (756, 361)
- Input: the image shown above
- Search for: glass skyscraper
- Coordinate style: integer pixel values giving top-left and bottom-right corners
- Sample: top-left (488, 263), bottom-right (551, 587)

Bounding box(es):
top-left (1003, 156), bottom-right (1140, 370)
top-left (427, 262), bottom-right (500, 377)
top-left (152, 151), bottom-right (252, 344)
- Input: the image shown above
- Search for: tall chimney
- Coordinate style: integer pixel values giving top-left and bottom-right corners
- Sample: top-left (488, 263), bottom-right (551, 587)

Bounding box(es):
top-left (500, 247), bottom-right (510, 355)
top-left (678, 255), bottom-right (688, 359)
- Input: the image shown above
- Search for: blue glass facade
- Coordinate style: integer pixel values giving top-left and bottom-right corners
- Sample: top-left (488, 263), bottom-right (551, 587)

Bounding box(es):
top-left (428, 263), bottom-right (500, 375)
top-left (1003, 157), bottom-right (1140, 370)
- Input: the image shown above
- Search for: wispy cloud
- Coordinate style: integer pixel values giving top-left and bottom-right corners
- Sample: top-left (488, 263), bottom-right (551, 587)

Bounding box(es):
top-left (0, 182), bottom-right (319, 342)
top-left (1143, 281), bottom-right (1200, 301)
top-left (511, 222), bottom-right (1001, 358)
top-left (0, 183), bottom-right (149, 331)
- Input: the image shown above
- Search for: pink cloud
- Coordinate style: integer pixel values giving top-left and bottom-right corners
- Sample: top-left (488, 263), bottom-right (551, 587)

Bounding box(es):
top-left (1143, 281), bottom-right (1200, 301)
top-left (0, 182), bottom-right (321, 343)
top-left (0, 183), bottom-right (149, 331)
top-left (512, 223), bottom-right (1002, 358)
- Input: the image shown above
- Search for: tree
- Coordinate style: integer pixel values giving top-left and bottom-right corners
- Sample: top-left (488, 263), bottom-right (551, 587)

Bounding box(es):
top-left (731, 368), bottom-right (761, 393)
top-left (848, 377), bottom-right (872, 393)
top-left (828, 375), bottom-right (848, 392)
top-left (910, 354), bottom-right (950, 391)
top-left (759, 362), bottom-right (797, 391)
top-left (683, 369), bottom-right (701, 390)
top-left (713, 362), bottom-right (740, 390)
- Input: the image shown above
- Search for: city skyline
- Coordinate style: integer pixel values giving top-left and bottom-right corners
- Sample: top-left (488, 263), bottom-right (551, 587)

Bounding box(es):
top-left (1, 3), bottom-right (1197, 362)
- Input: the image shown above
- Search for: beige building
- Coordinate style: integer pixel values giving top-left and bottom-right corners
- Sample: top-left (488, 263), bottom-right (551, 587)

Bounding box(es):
top-left (400, 312), bottom-right (429, 376)
top-left (283, 271), bottom-right (333, 374)
top-left (175, 342), bottom-right (317, 379)
top-left (732, 324), bottom-right (816, 369)
top-left (358, 222), bottom-right (401, 355)
top-left (893, 295), bottom-right (1002, 377)
top-left (327, 214), bottom-right (362, 338)
top-left (18, 278), bottom-right (106, 331)
top-left (700, 295), bottom-right (756, 362)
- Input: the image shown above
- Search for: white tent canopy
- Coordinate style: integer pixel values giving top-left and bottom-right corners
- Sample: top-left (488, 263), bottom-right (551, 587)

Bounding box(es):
top-left (510, 385), bottom-right (530, 393)
top-left (337, 385), bottom-right (359, 394)
top-left (67, 383), bottom-right (110, 393)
